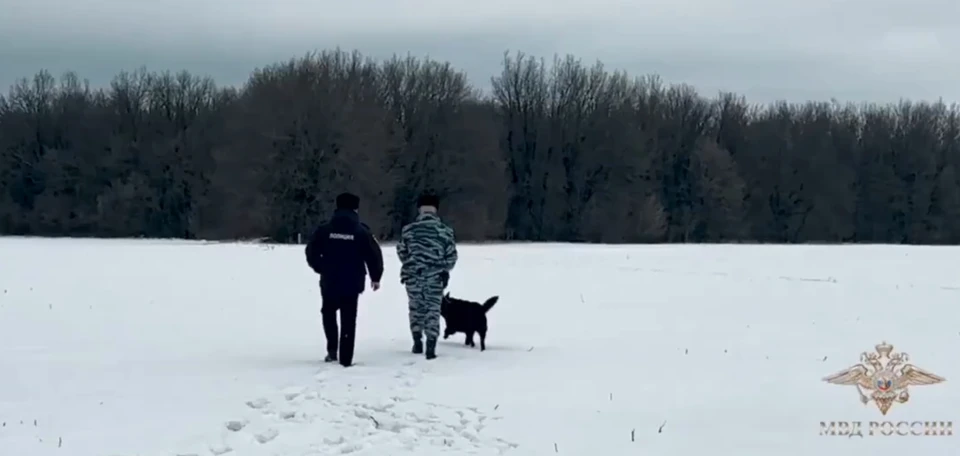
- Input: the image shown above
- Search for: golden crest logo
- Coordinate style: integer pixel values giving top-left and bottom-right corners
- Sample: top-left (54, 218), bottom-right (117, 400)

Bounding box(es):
top-left (819, 342), bottom-right (952, 438)
top-left (823, 341), bottom-right (945, 415)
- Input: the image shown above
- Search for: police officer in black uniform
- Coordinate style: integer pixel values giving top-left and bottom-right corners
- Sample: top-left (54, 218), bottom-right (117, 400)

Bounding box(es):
top-left (305, 192), bottom-right (384, 367)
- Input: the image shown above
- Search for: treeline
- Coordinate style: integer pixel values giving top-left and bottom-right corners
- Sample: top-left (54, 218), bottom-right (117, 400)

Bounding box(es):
top-left (2, 49), bottom-right (959, 244)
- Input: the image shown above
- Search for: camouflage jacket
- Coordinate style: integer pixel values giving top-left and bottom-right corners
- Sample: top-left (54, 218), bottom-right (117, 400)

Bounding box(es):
top-left (396, 212), bottom-right (457, 284)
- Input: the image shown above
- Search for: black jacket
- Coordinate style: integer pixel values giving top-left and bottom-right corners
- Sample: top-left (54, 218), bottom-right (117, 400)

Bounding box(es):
top-left (305, 209), bottom-right (384, 297)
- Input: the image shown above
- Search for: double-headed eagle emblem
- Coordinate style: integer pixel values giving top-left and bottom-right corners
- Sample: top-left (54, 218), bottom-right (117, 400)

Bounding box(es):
top-left (823, 342), bottom-right (945, 415)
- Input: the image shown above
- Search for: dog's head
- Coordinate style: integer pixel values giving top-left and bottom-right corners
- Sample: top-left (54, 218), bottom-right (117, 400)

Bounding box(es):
top-left (442, 292), bottom-right (474, 305)
top-left (441, 292), bottom-right (454, 315)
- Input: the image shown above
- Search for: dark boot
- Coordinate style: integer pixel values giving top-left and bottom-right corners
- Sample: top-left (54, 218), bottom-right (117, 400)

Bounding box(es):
top-left (338, 296), bottom-right (358, 367)
top-left (412, 331), bottom-right (423, 354)
top-left (425, 338), bottom-right (437, 360)
top-left (324, 353), bottom-right (337, 363)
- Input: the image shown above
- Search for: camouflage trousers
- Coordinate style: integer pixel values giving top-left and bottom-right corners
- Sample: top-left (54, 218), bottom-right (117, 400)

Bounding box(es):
top-left (405, 277), bottom-right (444, 340)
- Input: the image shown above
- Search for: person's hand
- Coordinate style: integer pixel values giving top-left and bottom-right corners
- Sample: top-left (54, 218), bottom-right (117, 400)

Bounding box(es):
top-left (371, 281), bottom-right (380, 291)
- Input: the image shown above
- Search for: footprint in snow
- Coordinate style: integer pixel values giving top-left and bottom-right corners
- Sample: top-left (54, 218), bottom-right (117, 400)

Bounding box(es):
top-left (255, 428), bottom-right (279, 444)
top-left (208, 443), bottom-right (232, 455)
top-left (225, 420), bottom-right (247, 432)
top-left (245, 398), bottom-right (269, 409)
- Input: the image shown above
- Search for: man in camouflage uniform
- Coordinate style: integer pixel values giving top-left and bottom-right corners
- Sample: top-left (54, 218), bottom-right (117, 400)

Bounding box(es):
top-left (396, 193), bottom-right (458, 360)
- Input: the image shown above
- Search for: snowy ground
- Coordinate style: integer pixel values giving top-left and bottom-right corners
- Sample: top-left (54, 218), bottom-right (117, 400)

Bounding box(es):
top-left (1, 237), bottom-right (959, 456)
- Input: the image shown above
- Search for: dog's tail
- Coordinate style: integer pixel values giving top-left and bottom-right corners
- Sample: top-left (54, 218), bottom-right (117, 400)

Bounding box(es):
top-left (482, 296), bottom-right (499, 313)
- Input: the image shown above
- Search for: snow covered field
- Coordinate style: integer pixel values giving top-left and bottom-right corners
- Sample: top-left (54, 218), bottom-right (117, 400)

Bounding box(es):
top-left (1, 237), bottom-right (959, 456)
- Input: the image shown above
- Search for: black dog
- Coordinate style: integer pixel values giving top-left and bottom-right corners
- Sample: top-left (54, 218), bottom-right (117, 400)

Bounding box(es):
top-left (441, 293), bottom-right (499, 351)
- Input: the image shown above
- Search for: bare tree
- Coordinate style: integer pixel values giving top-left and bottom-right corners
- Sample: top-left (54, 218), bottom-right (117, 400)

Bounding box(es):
top-left (491, 52), bottom-right (551, 240)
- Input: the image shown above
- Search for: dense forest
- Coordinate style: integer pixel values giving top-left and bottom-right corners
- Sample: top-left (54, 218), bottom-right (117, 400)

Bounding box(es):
top-left (1, 49), bottom-right (959, 244)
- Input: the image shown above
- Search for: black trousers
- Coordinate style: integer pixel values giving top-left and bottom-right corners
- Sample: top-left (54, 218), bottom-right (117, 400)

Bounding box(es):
top-left (321, 293), bottom-right (359, 365)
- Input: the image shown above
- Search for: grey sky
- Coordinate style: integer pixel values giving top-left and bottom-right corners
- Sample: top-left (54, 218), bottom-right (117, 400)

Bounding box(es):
top-left (2, 0), bottom-right (959, 104)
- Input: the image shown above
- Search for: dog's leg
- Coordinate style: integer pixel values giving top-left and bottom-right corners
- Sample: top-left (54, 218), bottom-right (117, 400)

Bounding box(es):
top-left (479, 330), bottom-right (486, 351)
top-left (443, 328), bottom-right (452, 339)
top-left (465, 331), bottom-right (475, 347)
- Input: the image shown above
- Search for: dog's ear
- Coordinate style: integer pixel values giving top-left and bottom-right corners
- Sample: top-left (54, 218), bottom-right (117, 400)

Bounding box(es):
top-left (444, 292), bottom-right (450, 298)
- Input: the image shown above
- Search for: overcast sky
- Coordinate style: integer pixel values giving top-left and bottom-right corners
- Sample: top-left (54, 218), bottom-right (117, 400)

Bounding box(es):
top-left (2, 0), bottom-right (959, 104)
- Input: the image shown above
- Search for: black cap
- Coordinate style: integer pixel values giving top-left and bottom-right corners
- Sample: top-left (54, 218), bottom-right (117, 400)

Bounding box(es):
top-left (336, 192), bottom-right (360, 210)
top-left (417, 192), bottom-right (440, 209)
